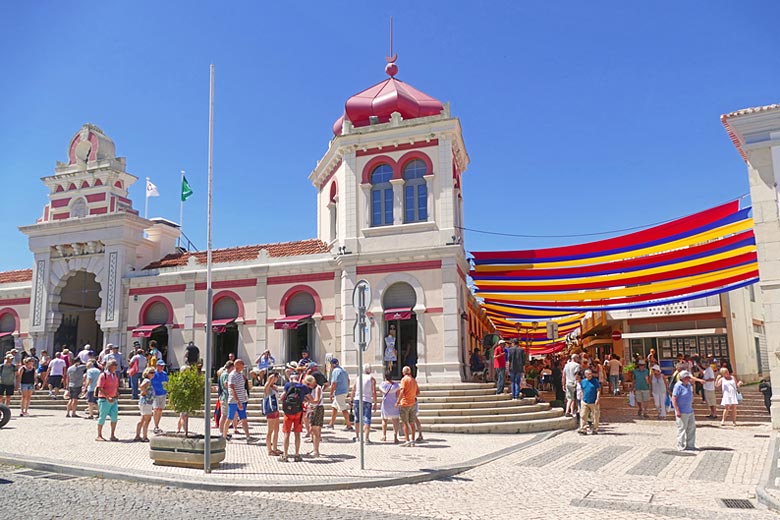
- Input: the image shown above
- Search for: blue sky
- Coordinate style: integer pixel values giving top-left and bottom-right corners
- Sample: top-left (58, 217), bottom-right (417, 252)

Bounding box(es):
top-left (1, 1), bottom-right (778, 271)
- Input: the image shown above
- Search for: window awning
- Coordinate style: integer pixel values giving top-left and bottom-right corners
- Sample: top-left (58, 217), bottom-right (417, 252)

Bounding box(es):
top-left (131, 324), bottom-right (164, 338)
top-left (274, 314), bottom-right (311, 330)
top-left (0, 331), bottom-right (13, 339)
top-left (384, 308), bottom-right (413, 321)
top-left (211, 318), bottom-right (236, 334)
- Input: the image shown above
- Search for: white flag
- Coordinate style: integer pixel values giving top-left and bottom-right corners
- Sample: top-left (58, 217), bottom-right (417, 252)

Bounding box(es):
top-left (146, 179), bottom-right (160, 197)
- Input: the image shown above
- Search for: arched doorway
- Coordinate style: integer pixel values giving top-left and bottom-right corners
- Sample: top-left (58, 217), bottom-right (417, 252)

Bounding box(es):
top-left (279, 291), bottom-right (316, 363)
top-left (0, 312), bottom-right (15, 357)
top-left (54, 270), bottom-right (102, 351)
top-left (132, 298), bottom-right (170, 362)
top-left (212, 295), bottom-right (239, 373)
top-left (382, 282), bottom-right (417, 378)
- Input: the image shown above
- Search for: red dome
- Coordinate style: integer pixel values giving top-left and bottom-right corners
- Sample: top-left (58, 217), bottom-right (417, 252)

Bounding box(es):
top-left (333, 77), bottom-right (444, 135)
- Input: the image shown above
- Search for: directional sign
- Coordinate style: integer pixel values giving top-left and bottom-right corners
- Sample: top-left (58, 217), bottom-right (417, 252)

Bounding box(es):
top-left (352, 280), bottom-right (371, 351)
top-left (546, 321), bottom-right (559, 340)
top-left (353, 319), bottom-right (371, 350)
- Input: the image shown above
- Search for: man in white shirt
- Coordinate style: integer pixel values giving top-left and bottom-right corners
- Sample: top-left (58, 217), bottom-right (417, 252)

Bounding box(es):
top-left (562, 354), bottom-right (581, 418)
top-left (702, 359), bottom-right (717, 418)
top-left (77, 344), bottom-right (92, 364)
top-left (608, 355), bottom-right (622, 396)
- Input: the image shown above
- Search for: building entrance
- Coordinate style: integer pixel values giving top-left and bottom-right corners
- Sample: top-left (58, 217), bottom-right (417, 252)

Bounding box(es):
top-left (287, 322), bottom-right (311, 365)
top-left (214, 323), bottom-right (238, 377)
top-left (54, 271), bottom-right (102, 351)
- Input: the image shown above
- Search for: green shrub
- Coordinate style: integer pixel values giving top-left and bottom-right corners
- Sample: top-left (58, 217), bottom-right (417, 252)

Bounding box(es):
top-left (165, 366), bottom-right (205, 416)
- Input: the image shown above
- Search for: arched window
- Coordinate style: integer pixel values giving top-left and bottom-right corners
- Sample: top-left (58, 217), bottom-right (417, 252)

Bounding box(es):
top-left (370, 164), bottom-right (393, 227)
top-left (403, 159), bottom-right (427, 223)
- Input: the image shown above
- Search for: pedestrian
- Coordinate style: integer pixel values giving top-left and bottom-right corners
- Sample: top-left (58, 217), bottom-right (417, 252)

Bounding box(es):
top-left (217, 360), bottom-right (234, 439)
top-left (702, 359), bottom-right (718, 418)
top-left (95, 359), bottom-right (120, 442)
top-left (671, 370), bottom-right (700, 451)
top-left (327, 358), bottom-right (353, 431)
top-left (83, 360), bottom-right (101, 419)
top-left (716, 367), bottom-right (743, 427)
top-left (384, 325), bottom-right (398, 374)
top-left (303, 374), bottom-right (324, 457)
top-left (280, 371), bottom-right (312, 462)
top-left (380, 371), bottom-right (401, 443)
top-left (252, 349), bottom-right (275, 386)
top-left (298, 349), bottom-right (314, 367)
top-left (151, 360), bottom-right (168, 434)
top-left (77, 344), bottom-right (91, 364)
top-left (184, 341), bottom-right (199, 367)
top-left (396, 365), bottom-right (420, 447)
top-left (65, 359), bottom-right (86, 418)
top-left (759, 378), bottom-right (772, 414)
top-left (563, 354), bottom-right (581, 418)
top-left (0, 354), bottom-right (16, 406)
top-left (551, 359), bottom-right (565, 402)
top-left (632, 359), bottom-right (651, 418)
top-left (350, 363), bottom-right (377, 443)
top-left (105, 344), bottom-right (126, 386)
top-left (493, 339), bottom-right (507, 394)
top-left (17, 357), bottom-right (35, 416)
top-left (227, 358), bottom-right (252, 443)
top-left (650, 364), bottom-right (668, 420)
top-left (36, 351), bottom-right (50, 389)
top-left (147, 340), bottom-right (161, 366)
top-left (608, 354), bottom-right (622, 395)
top-left (506, 338), bottom-right (526, 400)
top-left (134, 367), bottom-right (156, 442)
top-left (128, 348), bottom-right (147, 400)
top-left (46, 352), bottom-right (67, 399)
top-left (263, 371), bottom-right (281, 456)
top-left (577, 369), bottom-right (600, 435)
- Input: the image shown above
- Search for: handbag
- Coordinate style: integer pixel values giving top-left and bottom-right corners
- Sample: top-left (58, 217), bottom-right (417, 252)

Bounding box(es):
top-left (128, 358), bottom-right (139, 377)
top-left (628, 390), bottom-right (636, 407)
top-left (737, 392), bottom-right (743, 403)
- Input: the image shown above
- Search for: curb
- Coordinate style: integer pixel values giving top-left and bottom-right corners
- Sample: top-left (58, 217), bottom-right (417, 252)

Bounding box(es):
top-left (757, 431), bottom-right (780, 512)
top-left (0, 429), bottom-right (563, 492)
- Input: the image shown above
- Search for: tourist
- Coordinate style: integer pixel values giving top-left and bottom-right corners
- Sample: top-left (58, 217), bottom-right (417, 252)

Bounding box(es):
top-left (184, 341), bottom-right (199, 367)
top-left (703, 360), bottom-right (718, 418)
top-left (632, 359), bottom-right (651, 418)
top-left (65, 359), bottom-right (87, 418)
top-left (493, 339), bottom-right (507, 394)
top-left (84, 360), bottom-right (101, 419)
top-left (217, 360), bottom-right (234, 439)
top-left (128, 348), bottom-right (147, 400)
top-left (227, 358), bottom-right (252, 443)
top-left (77, 344), bottom-right (92, 364)
top-left (280, 370), bottom-right (312, 462)
top-left (384, 325), bottom-right (398, 374)
top-left (17, 357), bottom-right (35, 416)
top-left (403, 341), bottom-right (417, 378)
top-left (646, 348), bottom-right (658, 366)
top-left (507, 338), bottom-right (526, 400)
top-left (26, 348), bottom-right (39, 370)
top-left (0, 354), bottom-right (17, 406)
top-left (380, 371), bottom-right (401, 443)
top-left (650, 364), bottom-right (668, 419)
top-left (759, 378), bottom-right (772, 414)
top-left (608, 354), bottom-right (622, 395)
top-left (36, 350), bottom-right (50, 389)
top-left (671, 370), bottom-right (700, 451)
top-left (397, 365), bottom-right (420, 447)
top-left (105, 345), bottom-right (126, 385)
top-left (298, 349), bottom-right (313, 368)
top-left (151, 360), bottom-right (168, 434)
top-left (350, 363), bottom-right (377, 443)
top-left (552, 359), bottom-right (565, 402)
top-left (563, 354), bottom-right (581, 418)
top-left (134, 367), bottom-right (156, 442)
top-left (46, 351), bottom-right (67, 399)
top-left (327, 358), bottom-right (352, 431)
top-left (592, 359), bottom-right (605, 383)
top-left (577, 369), bottom-right (600, 435)
top-left (469, 347), bottom-right (487, 382)
top-left (263, 371), bottom-right (281, 456)
top-left (716, 367), bottom-right (743, 426)
top-left (95, 359), bottom-right (120, 442)
top-left (304, 374), bottom-right (324, 457)
top-left (9, 348), bottom-right (21, 366)
top-left (252, 349), bottom-right (275, 386)
top-left (147, 340), bottom-right (162, 366)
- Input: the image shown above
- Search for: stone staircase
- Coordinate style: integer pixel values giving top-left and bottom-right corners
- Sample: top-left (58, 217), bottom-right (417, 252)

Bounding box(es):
top-left (7, 382), bottom-right (575, 434)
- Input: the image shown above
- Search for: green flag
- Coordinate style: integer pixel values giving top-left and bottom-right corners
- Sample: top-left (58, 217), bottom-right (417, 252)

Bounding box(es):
top-left (181, 176), bottom-right (193, 202)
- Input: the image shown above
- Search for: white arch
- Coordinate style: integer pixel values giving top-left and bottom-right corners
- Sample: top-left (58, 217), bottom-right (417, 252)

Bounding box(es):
top-left (48, 256), bottom-right (106, 326)
top-left (370, 272), bottom-right (426, 314)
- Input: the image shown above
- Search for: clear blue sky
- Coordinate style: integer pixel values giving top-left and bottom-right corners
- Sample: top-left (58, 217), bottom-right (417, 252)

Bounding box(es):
top-left (1, 1), bottom-right (778, 271)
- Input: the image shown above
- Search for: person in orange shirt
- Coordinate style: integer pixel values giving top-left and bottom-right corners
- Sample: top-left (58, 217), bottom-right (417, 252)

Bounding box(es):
top-left (395, 365), bottom-right (420, 447)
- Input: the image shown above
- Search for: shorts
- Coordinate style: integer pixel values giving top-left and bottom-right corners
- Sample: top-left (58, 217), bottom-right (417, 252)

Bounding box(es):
top-left (635, 389), bottom-right (651, 403)
top-left (49, 375), bottom-right (63, 389)
top-left (266, 411), bottom-right (279, 420)
top-left (331, 393), bottom-right (348, 412)
top-left (87, 391), bottom-right (98, 404)
top-left (704, 389), bottom-right (716, 407)
top-left (282, 411), bottom-right (303, 433)
top-left (310, 405), bottom-right (324, 427)
top-left (139, 403), bottom-right (153, 416)
top-left (68, 386), bottom-right (81, 400)
top-left (220, 400), bottom-right (228, 417)
top-left (97, 398), bottom-right (118, 425)
top-left (399, 405), bottom-right (417, 424)
top-left (153, 395), bottom-right (167, 409)
top-left (565, 383), bottom-right (577, 401)
top-left (20, 383), bottom-right (34, 392)
top-left (227, 402), bottom-right (248, 420)
top-left (0, 384), bottom-right (13, 396)
top-left (353, 400), bottom-right (372, 425)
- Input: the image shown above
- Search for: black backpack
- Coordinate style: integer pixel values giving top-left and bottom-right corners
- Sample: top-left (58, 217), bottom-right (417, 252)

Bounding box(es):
top-left (283, 385), bottom-right (303, 415)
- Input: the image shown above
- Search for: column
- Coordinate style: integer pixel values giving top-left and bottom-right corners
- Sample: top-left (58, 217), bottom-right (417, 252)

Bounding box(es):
top-left (252, 267), bottom-right (269, 362)
top-left (439, 256), bottom-right (462, 383)
top-left (423, 173), bottom-right (435, 222)
top-left (390, 178), bottom-right (404, 225)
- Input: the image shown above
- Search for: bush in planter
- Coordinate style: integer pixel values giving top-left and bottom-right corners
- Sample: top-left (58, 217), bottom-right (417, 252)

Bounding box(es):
top-left (165, 365), bottom-right (204, 436)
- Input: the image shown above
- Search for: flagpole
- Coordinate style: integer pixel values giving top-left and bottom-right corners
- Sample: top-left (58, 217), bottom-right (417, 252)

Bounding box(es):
top-left (204, 63), bottom-right (215, 474)
top-left (179, 170), bottom-right (185, 248)
top-left (145, 177), bottom-right (150, 219)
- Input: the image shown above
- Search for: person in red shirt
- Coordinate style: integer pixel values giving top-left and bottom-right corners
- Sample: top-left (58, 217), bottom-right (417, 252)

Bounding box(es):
top-left (493, 340), bottom-right (507, 394)
top-left (95, 359), bottom-right (120, 442)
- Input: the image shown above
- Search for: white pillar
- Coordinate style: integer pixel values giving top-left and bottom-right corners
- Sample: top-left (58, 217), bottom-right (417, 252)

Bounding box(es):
top-left (390, 178), bottom-right (404, 225)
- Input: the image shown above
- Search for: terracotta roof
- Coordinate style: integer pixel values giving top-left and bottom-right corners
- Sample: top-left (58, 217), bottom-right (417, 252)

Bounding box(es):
top-left (720, 104), bottom-right (780, 163)
top-left (144, 239), bottom-right (331, 270)
top-left (0, 269), bottom-right (33, 284)
top-left (721, 104), bottom-right (780, 120)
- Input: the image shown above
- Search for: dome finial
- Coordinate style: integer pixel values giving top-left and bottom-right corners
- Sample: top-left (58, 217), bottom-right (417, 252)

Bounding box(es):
top-left (385, 16), bottom-right (398, 77)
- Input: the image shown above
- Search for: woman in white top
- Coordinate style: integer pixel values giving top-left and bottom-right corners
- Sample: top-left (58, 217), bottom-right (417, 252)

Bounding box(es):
top-left (649, 365), bottom-right (668, 419)
top-left (380, 371), bottom-right (401, 443)
top-left (716, 367), bottom-right (743, 426)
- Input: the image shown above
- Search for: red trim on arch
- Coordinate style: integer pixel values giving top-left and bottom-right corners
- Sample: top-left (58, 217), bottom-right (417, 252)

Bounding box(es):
top-left (280, 285), bottom-right (322, 316)
top-left (361, 155), bottom-right (398, 184)
top-left (329, 179), bottom-right (338, 203)
top-left (398, 150), bottom-right (434, 178)
top-left (356, 139), bottom-right (438, 157)
top-left (0, 307), bottom-right (20, 334)
top-left (267, 272), bottom-right (334, 285)
top-left (213, 290), bottom-right (245, 319)
top-left (138, 296), bottom-right (174, 326)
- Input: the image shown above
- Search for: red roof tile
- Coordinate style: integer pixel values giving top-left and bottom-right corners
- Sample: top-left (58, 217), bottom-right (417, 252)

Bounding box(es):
top-left (0, 269), bottom-right (33, 284)
top-left (144, 239), bottom-right (331, 270)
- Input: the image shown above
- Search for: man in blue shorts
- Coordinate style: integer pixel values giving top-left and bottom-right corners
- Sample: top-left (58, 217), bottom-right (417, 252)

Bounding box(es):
top-left (228, 359), bottom-right (252, 443)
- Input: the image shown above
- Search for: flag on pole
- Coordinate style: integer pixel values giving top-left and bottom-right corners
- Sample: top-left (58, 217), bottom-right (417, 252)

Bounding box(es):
top-left (181, 176), bottom-right (193, 202)
top-left (146, 179), bottom-right (160, 197)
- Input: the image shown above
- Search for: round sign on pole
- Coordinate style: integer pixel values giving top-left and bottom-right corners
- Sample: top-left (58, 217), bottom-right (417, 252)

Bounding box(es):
top-left (611, 330), bottom-right (622, 341)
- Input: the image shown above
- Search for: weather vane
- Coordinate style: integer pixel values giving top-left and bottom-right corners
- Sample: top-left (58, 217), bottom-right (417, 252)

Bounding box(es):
top-left (385, 16), bottom-right (398, 77)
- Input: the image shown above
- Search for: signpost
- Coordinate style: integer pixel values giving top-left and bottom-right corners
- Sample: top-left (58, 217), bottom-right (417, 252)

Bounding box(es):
top-left (611, 330), bottom-right (623, 341)
top-left (352, 279), bottom-right (371, 470)
top-left (546, 321), bottom-right (559, 340)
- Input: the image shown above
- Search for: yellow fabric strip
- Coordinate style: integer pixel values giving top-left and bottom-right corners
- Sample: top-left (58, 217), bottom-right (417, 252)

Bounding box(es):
top-left (482, 304), bottom-right (585, 319)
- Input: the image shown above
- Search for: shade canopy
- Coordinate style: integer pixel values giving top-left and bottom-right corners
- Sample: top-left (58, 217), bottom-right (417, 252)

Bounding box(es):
top-left (211, 318), bottom-right (236, 334)
top-left (131, 324), bottom-right (164, 338)
top-left (273, 314), bottom-right (311, 330)
top-left (384, 308), bottom-right (413, 321)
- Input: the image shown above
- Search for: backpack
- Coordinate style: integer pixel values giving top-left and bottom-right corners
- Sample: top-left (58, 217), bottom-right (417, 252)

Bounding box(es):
top-left (282, 385), bottom-right (303, 415)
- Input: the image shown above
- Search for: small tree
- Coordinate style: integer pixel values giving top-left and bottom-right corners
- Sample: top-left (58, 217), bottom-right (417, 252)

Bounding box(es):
top-left (165, 366), bottom-right (205, 436)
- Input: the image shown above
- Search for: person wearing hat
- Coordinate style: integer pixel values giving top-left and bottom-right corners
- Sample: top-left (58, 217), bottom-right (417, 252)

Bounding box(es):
top-left (493, 340), bottom-right (507, 395)
top-left (650, 364), bottom-right (669, 419)
top-left (671, 370), bottom-right (704, 451)
top-left (632, 359), bottom-right (651, 418)
top-left (327, 358), bottom-right (352, 431)
top-left (151, 360), bottom-right (168, 434)
top-left (252, 349), bottom-right (275, 386)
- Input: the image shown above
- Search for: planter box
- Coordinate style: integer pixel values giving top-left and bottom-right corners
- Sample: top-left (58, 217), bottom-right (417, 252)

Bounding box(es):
top-left (149, 434), bottom-right (226, 469)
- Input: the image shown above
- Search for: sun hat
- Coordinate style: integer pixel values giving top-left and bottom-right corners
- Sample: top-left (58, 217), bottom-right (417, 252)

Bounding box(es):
top-left (651, 364), bottom-right (661, 371)
top-left (679, 370), bottom-right (692, 379)
top-left (286, 361), bottom-right (299, 370)
top-left (638, 359), bottom-right (646, 365)
top-left (156, 360), bottom-right (166, 366)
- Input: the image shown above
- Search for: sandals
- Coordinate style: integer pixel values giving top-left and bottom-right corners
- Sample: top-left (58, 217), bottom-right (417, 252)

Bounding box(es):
top-left (133, 436), bottom-right (143, 442)
top-left (293, 454), bottom-right (303, 462)
top-left (279, 455), bottom-right (288, 462)
top-left (109, 436), bottom-right (119, 442)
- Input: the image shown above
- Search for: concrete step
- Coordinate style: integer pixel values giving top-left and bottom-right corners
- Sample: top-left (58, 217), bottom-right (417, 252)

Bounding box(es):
top-left (425, 415), bottom-right (577, 434)
top-left (416, 403), bottom-right (549, 416)
top-left (419, 409), bottom-right (563, 424)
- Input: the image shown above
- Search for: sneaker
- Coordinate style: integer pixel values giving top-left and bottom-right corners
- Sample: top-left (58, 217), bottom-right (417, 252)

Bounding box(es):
top-left (343, 426), bottom-right (354, 432)
top-left (564, 413), bottom-right (572, 418)
top-left (577, 430), bottom-right (587, 435)
top-left (591, 431), bottom-right (598, 435)
top-left (153, 427), bottom-right (162, 434)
